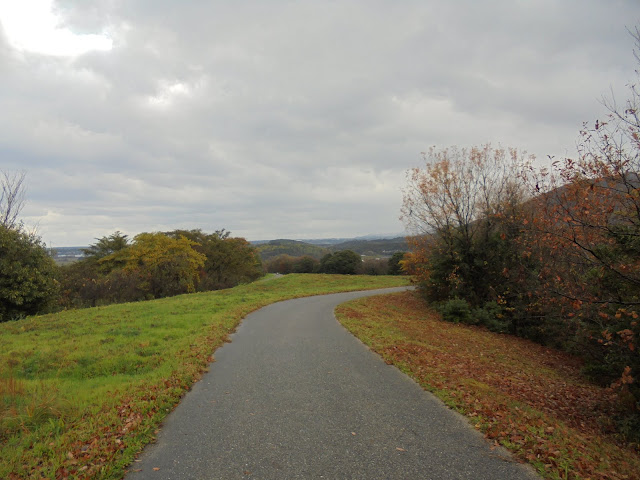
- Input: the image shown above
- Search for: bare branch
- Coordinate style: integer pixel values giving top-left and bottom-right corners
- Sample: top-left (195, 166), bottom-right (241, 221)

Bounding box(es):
top-left (0, 170), bottom-right (27, 230)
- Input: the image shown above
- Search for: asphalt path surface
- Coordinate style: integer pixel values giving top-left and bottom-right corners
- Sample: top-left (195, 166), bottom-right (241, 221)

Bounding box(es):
top-left (126, 287), bottom-right (540, 480)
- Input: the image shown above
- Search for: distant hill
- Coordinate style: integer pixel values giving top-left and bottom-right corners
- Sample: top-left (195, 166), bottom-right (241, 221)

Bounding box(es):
top-left (328, 237), bottom-right (408, 257)
top-left (255, 240), bottom-right (330, 261)
top-left (303, 233), bottom-right (406, 246)
top-left (254, 236), bottom-right (408, 261)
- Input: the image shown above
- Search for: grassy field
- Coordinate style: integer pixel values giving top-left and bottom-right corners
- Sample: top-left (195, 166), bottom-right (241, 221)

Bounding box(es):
top-left (0, 274), bottom-right (409, 479)
top-left (336, 291), bottom-right (640, 480)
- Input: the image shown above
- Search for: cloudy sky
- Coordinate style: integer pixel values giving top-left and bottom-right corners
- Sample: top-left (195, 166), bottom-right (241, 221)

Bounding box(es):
top-left (1, 1), bottom-right (639, 247)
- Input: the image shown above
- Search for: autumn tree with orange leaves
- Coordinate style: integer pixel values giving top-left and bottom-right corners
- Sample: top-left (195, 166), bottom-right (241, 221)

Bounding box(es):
top-left (402, 29), bottom-right (640, 438)
top-left (525, 30), bottom-right (640, 425)
top-left (401, 145), bottom-right (540, 335)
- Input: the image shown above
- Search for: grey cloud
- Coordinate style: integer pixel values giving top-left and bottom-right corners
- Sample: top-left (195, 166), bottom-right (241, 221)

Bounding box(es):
top-left (2, 0), bottom-right (640, 245)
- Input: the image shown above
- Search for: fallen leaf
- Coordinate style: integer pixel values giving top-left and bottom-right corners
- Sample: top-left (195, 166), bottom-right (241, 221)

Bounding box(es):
top-left (153, 467), bottom-right (160, 471)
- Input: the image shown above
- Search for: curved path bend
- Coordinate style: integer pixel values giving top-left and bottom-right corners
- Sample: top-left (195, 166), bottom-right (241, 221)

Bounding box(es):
top-left (126, 287), bottom-right (539, 480)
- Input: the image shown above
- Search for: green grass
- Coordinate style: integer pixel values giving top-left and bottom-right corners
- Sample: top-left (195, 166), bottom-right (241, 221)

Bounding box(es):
top-left (0, 274), bottom-right (409, 479)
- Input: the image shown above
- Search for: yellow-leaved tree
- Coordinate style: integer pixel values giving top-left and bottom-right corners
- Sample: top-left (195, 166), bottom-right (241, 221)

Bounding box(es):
top-left (104, 232), bottom-right (206, 299)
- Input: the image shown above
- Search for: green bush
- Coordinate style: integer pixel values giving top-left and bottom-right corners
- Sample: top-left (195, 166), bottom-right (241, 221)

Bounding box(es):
top-left (292, 256), bottom-right (319, 273)
top-left (387, 252), bottom-right (406, 275)
top-left (319, 250), bottom-right (362, 275)
top-left (438, 299), bottom-right (509, 332)
top-left (473, 301), bottom-right (507, 332)
top-left (437, 298), bottom-right (472, 324)
top-left (0, 226), bottom-right (58, 322)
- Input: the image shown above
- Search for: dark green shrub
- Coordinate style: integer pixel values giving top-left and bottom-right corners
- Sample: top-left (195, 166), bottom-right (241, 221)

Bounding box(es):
top-left (437, 298), bottom-right (472, 324)
top-left (319, 250), bottom-right (362, 275)
top-left (0, 226), bottom-right (58, 321)
top-left (387, 252), bottom-right (406, 275)
top-left (292, 256), bottom-right (319, 273)
top-left (473, 301), bottom-right (508, 332)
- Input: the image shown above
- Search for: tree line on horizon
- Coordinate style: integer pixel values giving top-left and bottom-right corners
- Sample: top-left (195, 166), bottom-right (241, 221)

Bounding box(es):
top-left (264, 251), bottom-right (405, 276)
top-left (0, 197), bottom-right (407, 319)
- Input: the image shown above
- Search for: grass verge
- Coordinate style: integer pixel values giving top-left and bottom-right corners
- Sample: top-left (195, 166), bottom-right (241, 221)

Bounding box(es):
top-left (0, 274), bottom-right (409, 479)
top-left (335, 291), bottom-right (640, 480)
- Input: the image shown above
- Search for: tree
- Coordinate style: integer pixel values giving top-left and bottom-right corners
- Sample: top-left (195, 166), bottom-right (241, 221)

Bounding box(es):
top-left (57, 232), bottom-right (135, 308)
top-left (0, 170), bottom-right (26, 230)
top-left (0, 226), bottom-right (58, 321)
top-left (358, 257), bottom-right (388, 275)
top-left (401, 145), bottom-right (530, 242)
top-left (82, 231), bottom-right (130, 260)
top-left (166, 229), bottom-right (263, 290)
top-left (401, 145), bottom-right (534, 319)
top-left (319, 250), bottom-right (361, 274)
top-left (264, 254), bottom-right (319, 274)
top-left (0, 171), bottom-right (58, 321)
top-left (526, 29), bottom-right (640, 411)
top-left (387, 252), bottom-right (406, 275)
top-left (292, 255), bottom-right (319, 273)
top-left (109, 232), bottom-right (206, 298)
top-left (398, 31), bottom-right (640, 438)
top-left (264, 254), bottom-right (296, 274)
top-left (58, 229), bottom-right (263, 307)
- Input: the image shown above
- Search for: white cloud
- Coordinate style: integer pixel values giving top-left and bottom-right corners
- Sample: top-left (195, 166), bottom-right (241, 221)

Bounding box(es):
top-left (0, 0), bottom-right (112, 56)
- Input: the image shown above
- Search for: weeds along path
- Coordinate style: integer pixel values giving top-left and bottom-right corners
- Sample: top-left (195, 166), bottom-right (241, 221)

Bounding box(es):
top-left (126, 288), bottom-right (539, 480)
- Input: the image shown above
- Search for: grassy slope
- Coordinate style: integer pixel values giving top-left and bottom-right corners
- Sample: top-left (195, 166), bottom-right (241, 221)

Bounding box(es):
top-left (0, 274), bottom-right (409, 479)
top-left (336, 291), bottom-right (640, 480)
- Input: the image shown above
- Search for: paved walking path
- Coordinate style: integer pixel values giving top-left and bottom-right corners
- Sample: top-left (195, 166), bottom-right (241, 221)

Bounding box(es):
top-left (126, 287), bottom-right (540, 479)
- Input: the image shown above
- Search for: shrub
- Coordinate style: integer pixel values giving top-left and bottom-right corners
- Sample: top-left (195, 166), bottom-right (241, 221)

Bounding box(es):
top-left (473, 301), bottom-right (508, 333)
top-left (387, 252), bottom-right (406, 275)
top-left (319, 250), bottom-right (362, 275)
top-left (292, 256), bottom-right (319, 273)
top-left (437, 298), bottom-right (472, 324)
top-left (0, 226), bottom-right (58, 321)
